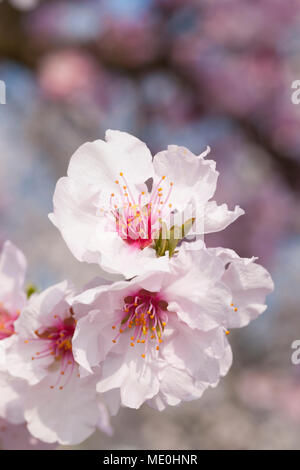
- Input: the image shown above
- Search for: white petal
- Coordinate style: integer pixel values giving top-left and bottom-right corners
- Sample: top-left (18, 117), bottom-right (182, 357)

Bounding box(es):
top-left (24, 372), bottom-right (99, 445)
top-left (203, 201), bottom-right (245, 234)
top-left (222, 257), bottom-right (274, 328)
top-left (49, 176), bottom-right (104, 265)
top-left (0, 241), bottom-right (27, 312)
top-left (14, 281), bottom-right (74, 336)
top-left (161, 319), bottom-right (226, 387)
top-left (164, 248), bottom-right (231, 330)
top-left (72, 308), bottom-right (116, 372)
top-left (68, 130), bottom-right (154, 197)
top-left (153, 145), bottom-right (219, 208)
top-left (0, 371), bottom-right (26, 425)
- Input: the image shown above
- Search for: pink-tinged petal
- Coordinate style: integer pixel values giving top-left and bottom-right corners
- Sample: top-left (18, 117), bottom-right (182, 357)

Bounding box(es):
top-left (0, 371), bottom-right (26, 425)
top-left (153, 145), bottom-right (219, 208)
top-left (153, 367), bottom-right (206, 410)
top-left (0, 241), bottom-right (27, 312)
top-left (202, 201), bottom-right (245, 234)
top-left (49, 176), bottom-right (105, 265)
top-left (5, 334), bottom-right (51, 385)
top-left (164, 249), bottom-right (231, 330)
top-left (222, 257), bottom-right (274, 328)
top-left (67, 130), bottom-right (154, 197)
top-left (161, 318), bottom-right (226, 386)
top-left (101, 389), bottom-right (121, 417)
top-left (97, 352), bottom-right (130, 394)
top-left (120, 355), bottom-right (160, 409)
top-left (14, 281), bottom-right (74, 337)
top-left (72, 309), bottom-right (117, 373)
top-left (90, 231), bottom-right (171, 278)
top-left (97, 338), bottom-right (160, 410)
top-left (24, 371), bottom-right (99, 445)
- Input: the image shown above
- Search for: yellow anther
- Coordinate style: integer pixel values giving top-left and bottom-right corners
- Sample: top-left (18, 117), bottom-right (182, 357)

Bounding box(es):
top-left (112, 325), bottom-right (116, 330)
top-left (131, 336), bottom-right (134, 340)
top-left (162, 176), bottom-right (166, 179)
top-left (112, 339), bottom-right (116, 343)
top-left (141, 354), bottom-right (145, 358)
top-left (115, 180), bottom-right (119, 184)
top-left (131, 343), bottom-right (134, 347)
top-left (111, 193), bottom-right (114, 197)
top-left (156, 346), bottom-right (159, 351)
top-left (120, 172), bottom-right (123, 176)
top-left (234, 308), bottom-right (238, 312)
top-left (162, 322), bottom-right (166, 327)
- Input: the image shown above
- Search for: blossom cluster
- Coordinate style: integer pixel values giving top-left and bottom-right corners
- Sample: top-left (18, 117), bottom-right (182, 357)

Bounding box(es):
top-left (0, 130), bottom-right (273, 447)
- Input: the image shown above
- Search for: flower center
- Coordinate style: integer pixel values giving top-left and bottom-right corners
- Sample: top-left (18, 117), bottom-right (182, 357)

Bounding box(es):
top-left (111, 289), bottom-right (169, 358)
top-left (109, 173), bottom-right (174, 250)
top-left (24, 311), bottom-right (78, 390)
top-left (0, 304), bottom-right (19, 341)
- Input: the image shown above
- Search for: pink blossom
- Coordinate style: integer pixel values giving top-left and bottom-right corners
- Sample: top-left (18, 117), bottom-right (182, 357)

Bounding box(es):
top-left (0, 241), bottom-right (28, 426)
top-left (5, 281), bottom-right (111, 445)
top-left (50, 130), bottom-right (243, 278)
top-left (71, 244), bottom-right (272, 411)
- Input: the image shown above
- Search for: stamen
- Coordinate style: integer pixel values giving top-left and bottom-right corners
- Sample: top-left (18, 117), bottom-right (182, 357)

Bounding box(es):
top-left (112, 290), bottom-right (168, 357)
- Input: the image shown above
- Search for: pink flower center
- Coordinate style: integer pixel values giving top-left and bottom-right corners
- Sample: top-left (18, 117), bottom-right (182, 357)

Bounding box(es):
top-left (24, 311), bottom-right (78, 390)
top-left (0, 305), bottom-right (19, 341)
top-left (112, 289), bottom-right (169, 358)
top-left (109, 172), bottom-right (174, 250)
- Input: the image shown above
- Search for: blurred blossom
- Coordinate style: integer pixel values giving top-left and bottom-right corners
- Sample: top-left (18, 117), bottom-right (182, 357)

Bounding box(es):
top-left (7, 0), bottom-right (39, 10)
top-left (97, 18), bottom-right (159, 68)
top-left (38, 50), bottom-right (100, 102)
top-left (27, 1), bottom-right (102, 42)
top-left (140, 72), bottom-right (193, 123)
top-left (236, 371), bottom-right (300, 423)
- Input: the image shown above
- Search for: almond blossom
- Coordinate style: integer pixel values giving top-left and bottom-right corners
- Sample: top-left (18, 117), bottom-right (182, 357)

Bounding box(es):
top-left (49, 130), bottom-right (244, 278)
top-left (5, 280), bottom-right (112, 445)
top-left (0, 241), bottom-right (28, 427)
top-left (71, 244), bottom-right (273, 411)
